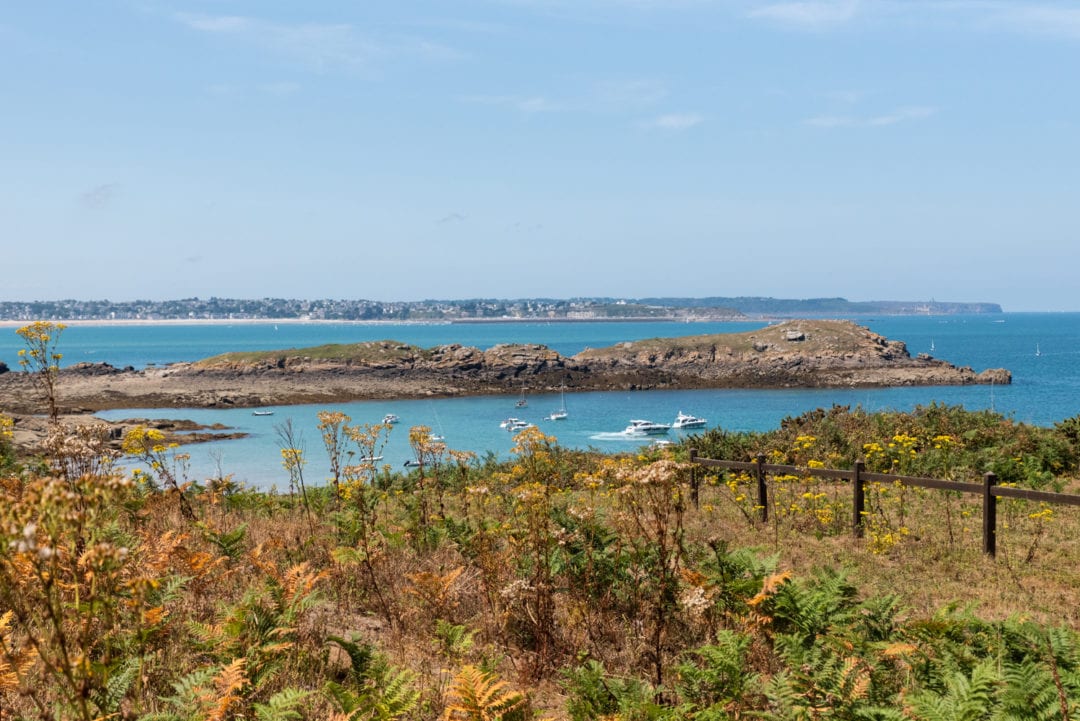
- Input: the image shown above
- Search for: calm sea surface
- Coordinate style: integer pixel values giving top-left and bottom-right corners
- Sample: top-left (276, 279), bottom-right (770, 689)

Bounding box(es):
top-left (3, 314), bottom-right (1078, 488)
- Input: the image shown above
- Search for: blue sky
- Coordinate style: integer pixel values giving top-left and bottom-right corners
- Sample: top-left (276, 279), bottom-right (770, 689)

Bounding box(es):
top-left (2, 1), bottom-right (1078, 311)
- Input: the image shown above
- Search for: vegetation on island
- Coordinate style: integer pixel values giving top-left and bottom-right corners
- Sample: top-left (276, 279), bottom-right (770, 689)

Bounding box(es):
top-left (3, 322), bottom-right (1080, 721)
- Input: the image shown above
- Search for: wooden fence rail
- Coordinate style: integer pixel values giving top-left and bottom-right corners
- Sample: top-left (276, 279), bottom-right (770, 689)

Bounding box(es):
top-left (688, 449), bottom-right (1080, 558)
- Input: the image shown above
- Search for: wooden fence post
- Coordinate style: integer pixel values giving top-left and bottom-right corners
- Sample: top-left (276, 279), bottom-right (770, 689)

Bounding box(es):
top-left (756, 453), bottom-right (768, 522)
top-left (983, 471), bottom-right (998, 557)
top-left (852, 460), bottom-right (865, 538)
top-left (689, 448), bottom-right (700, 509)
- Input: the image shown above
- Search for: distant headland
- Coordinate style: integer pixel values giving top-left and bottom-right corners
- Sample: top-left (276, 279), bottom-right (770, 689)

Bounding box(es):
top-left (0, 296), bottom-right (1003, 323)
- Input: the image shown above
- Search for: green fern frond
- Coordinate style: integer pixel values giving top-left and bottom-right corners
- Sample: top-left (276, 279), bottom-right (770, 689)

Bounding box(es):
top-left (375, 667), bottom-right (421, 719)
top-left (91, 656), bottom-right (141, 717)
top-left (908, 659), bottom-right (1001, 721)
top-left (436, 620), bottom-right (477, 662)
top-left (328, 634), bottom-right (376, 684)
top-left (998, 659), bottom-right (1063, 721)
top-left (253, 687), bottom-right (313, 721)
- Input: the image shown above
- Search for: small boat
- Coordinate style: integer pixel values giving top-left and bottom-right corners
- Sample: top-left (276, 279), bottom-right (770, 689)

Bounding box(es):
top-left (515, 385), bottom-right (528, 408)
top-left (428, 433), bottom-right (445, 442)
top-left (501, 418), bottom-right (533, 432)
top-left (403, 459), bottom-right (422, 468)
top-left (357, 455), bottom-right (383, 463)
top-left (672, 411), bottom-right (707, 430)
top-left (252, 410), bottom-right (274, 416)
top-left (624, 419), bottom-right (671, 436)
top-left (1036, 343), bottom-right (1041, 357)
top-left (382, 413), bottom-right (400, 424)
top-left (548, 386), bottom-right (568, 421)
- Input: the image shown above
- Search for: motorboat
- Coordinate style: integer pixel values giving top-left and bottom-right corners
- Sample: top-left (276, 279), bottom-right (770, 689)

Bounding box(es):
top-left (624, 419), bottom-right (671, 436)
top-left (252, 410), bottom-right (274, 416)
top-left (501, 418), bottom-right (533, 432)
top-left (382, 413), bottom-right (400, 424)
top-left (672, 411), bottom-right (707, 430)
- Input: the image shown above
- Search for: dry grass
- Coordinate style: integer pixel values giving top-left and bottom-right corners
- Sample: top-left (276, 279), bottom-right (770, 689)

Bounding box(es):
top-left (4, 419), bottom-right (1080, 719)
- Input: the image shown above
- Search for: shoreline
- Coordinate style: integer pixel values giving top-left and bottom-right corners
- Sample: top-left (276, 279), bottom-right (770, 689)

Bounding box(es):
top-left (0, 318), bottom-right (456, 328)
top-left (0, 316), bottom-right (754, 328)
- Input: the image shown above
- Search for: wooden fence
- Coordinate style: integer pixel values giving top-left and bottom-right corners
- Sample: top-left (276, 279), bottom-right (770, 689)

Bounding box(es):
top-left (688, 449), bottom-right (1080, 557)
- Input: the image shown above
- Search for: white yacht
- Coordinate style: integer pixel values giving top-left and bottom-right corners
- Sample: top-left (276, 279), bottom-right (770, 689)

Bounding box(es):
top-left (500, 418), bottom-right (532, 432)
top-left (547, 386), bottom-right (568, 420)
top-left (672, 411), bottom-right (707, 430)
top-left (382, 413), bottom-right (400, 424)
top-left (624, 419), bottom-right (671, 436)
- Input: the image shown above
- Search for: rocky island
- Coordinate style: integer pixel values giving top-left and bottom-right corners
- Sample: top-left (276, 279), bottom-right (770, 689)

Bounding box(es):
top-left (0, 320), bottom-right (1010, 415)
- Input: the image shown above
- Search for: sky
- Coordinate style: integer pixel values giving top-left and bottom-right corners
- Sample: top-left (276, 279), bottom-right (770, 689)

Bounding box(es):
top-left (2, 1), bottom-right (1078, 311)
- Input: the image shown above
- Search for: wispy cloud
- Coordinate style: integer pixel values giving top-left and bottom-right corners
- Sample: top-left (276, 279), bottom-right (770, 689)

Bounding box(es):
top-left (173, 12), bottom-right (461, 73)
top-left (438, 212), bottom-right (466, 224)
top-left (805, 105), bottom-right (937, 127)
top-left (260, 81), bottom-right (301, 97)
top-left (460, 93), bottom-right (564, 113)
top-left (643, 113), bottom-right (704, 130)
top-left (984, 4), bottom-right (1080, 39)
top-left (748, 0), bottom-right (861, 29)
top-left (80, 183), bottom-right (119, 210)
top-left (594, 78), bottom-right (668, 109)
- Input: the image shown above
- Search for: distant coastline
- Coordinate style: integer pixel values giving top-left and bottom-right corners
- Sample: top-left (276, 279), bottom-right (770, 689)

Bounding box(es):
top-left (0, 296), bottom-right (1003, 325)
top-left (0, 316), bottom-right (750, 329)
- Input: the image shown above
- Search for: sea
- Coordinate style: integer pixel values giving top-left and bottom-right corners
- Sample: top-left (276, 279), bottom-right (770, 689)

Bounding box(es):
top-left (2, 314), bottom-right (1078, 489)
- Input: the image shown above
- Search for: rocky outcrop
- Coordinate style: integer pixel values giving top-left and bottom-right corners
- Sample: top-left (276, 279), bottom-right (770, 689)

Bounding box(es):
top-left (0, 320), bottom-right (1010, 413)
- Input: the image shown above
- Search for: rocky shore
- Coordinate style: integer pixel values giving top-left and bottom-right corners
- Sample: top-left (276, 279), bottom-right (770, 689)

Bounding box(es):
top-left (0, 320), bottom-right (1010, 416)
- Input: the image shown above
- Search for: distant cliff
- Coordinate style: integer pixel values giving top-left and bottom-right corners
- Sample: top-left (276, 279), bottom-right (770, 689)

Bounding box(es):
top-left (635, 297), bottom-right (1003, 316)
top-left (0, 320), bottom-right (1010, 413)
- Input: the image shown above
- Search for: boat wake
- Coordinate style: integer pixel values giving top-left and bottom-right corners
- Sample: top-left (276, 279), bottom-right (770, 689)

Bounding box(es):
top-left (590, 431), bottom-right (653, 442)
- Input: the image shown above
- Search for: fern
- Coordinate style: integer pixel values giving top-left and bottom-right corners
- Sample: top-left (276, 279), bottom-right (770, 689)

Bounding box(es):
top-left (198, 521), bottom-right (249, 560)
top-left (0, 610), bottom-right (36, 693)
top-left (375, 667), bottom-right (422, 720)
top-left (435, 620), bottom-right (477, 663)
top-left (998, 659), bottom-right (1061, 721)
top-left (324, 637), bottom-right (419, 721)
top-left (329, 634), bottom-right (376, 684)
top-left (442, 665), bottom-right (525, 721)
top-left (907, 659), bottom-right (1000, 721)
top-left (90, 656), bottom-right (140, 718)
top-left (141, 666), bottom-right (218, 721)
top-left (561, 660), bottom-right (660, 721)
top-left (253, 687), bottom-right (313, 721)
top-left (675, 630), bottom-right (755, 711)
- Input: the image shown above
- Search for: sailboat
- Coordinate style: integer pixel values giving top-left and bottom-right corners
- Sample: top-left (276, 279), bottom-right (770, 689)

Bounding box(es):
top-left (515, 383), bottom-right (528, 408)
top-left (930, 339), bottom-right (935, 353)
top-left (1036, 343), bottom-right (1042, 357)
top-left (548, 386), bottom-right (568, 421)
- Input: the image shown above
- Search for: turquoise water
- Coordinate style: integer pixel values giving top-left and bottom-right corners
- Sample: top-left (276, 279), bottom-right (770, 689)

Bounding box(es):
top-left (5, 314), bottom-right (1079, 488)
